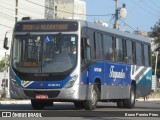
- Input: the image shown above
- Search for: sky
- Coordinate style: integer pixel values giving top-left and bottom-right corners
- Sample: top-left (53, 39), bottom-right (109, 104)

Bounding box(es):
top-left (0, 0), bottom-right (160, 60)
top-left (86, 0), bottom-right (160, 32)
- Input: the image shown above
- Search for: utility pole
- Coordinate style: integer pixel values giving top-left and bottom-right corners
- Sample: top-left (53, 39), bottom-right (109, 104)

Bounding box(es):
top-left (114, 0), bottom-right (119, 29)
top-left (113, 0), bottom-right (127, 29)
top-left (15, 0), bottom-right (18, 22)
top-left (155, 51), bottom-right (158, 91)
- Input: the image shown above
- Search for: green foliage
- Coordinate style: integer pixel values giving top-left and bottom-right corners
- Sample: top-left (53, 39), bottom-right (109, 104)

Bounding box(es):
top-left (0, 55), bottom-right (10, 71)
top-left (0, 59), bottom-right (5, 71)
top-left (151, 19), bottom-right (160, 78)
top-left (151, 19), bottom-right (160, 43)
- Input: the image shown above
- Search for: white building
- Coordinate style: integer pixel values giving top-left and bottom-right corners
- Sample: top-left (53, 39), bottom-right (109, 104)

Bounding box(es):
top-left (0, 0), bottom-right (86, 60)
top-left (45, 0), bottom-right (86, 20)
top-left (0, 0), bottom-right (45, 60)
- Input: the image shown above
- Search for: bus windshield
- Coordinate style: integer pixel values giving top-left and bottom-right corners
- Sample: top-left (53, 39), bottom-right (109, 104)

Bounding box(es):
top-left (12, 34), bottom-right (78, 74)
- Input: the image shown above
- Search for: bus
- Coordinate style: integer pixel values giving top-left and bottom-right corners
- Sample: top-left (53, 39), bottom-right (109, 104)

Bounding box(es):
top-left (4, 18), bottom-right (152, 110)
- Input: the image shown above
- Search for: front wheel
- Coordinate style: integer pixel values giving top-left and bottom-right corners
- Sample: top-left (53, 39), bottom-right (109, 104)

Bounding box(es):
top-left (123, 85), bottom-right (135, 108)
top-left (84, 85), bottom-right (99, 110)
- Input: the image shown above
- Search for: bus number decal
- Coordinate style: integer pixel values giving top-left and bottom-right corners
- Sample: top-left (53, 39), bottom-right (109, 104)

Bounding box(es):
top-left (94, 68), bottom-right (102, 72)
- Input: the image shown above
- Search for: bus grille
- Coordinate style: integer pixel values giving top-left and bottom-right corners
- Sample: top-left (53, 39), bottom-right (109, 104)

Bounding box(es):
top-left (23, 90), bottom-right (60, 98)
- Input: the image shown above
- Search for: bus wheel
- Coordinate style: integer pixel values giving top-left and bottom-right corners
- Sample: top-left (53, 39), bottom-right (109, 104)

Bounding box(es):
top-left (84, 85), bottom-right (99, 110)
top-left (31, 99), bottom-right (45, 110)
top-left (123, 85), bottom-right (135, 108)
top-left (74, 101), bottom-right (84, 109)
top-left (117, 100), bottom-right (124, 108)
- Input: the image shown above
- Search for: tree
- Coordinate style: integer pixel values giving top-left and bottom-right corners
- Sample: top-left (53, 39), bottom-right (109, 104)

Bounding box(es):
top-left (151, 19), bottom-right (160, 78)
top-left (151, 19), bottom-right (160, 43)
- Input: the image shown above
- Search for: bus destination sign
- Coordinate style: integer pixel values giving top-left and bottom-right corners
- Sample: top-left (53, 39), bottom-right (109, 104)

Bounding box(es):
top-left (15, 21), bottom-right (78, 32)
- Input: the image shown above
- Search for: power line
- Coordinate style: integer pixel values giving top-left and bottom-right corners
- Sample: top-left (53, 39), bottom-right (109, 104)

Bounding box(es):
top-left (0, 0), bottom-right (44, 16)
top-left (0, 12), bottom-right (15, 21)
top-left (0, 5), bottom-right (31, 18)
top-left (25, 0), bottom-right (113, 17)
top-left (149, 0), bottom-right (160, 9)
top-left (119, 18), bottom-right (136, 31)
top-left (142, 0), bottom-right (160, 15)
top-left (0, 24), bottom-right (13, 29)
top-left (130, 0), bottom-right (160, 19)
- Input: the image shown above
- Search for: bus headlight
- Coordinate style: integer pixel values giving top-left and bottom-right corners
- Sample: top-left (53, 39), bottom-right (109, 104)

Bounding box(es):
top-left (64, 75), bottom-right (78, 88)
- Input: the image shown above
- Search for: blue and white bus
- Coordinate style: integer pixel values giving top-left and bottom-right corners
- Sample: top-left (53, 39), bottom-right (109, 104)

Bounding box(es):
top-left (4, 18), bottom-right (152, 110)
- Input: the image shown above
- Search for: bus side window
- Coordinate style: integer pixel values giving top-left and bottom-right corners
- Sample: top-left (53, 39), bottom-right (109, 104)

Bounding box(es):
top-left (86, 38), bottom-right (91, 60)
top-left (81, 38), bottom-right (85, 61)
top-left (81, 37), bottom-right (91, 63)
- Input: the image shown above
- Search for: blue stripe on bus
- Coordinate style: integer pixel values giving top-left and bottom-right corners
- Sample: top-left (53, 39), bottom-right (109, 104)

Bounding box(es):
top-left (136, 69), bottom-right (152, 96)
top-left (15, 61), bottom-right (151, 90)
top-left (23, 76), bottom-right (71, 89)
top-left (81, 62), bottom-right (151, 87)
top-left (81, 61), bottom-right (132, 86)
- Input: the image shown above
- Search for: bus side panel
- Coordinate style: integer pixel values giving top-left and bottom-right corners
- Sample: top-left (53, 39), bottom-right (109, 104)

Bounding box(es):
top-left (82, 61), bottom-right (131, 100)
top-left (88, 62), bottom-right (105, 85)
top-left (101, 62), bottom-right (131, 100)
top-left (135, 66), bottom-right (152, 97)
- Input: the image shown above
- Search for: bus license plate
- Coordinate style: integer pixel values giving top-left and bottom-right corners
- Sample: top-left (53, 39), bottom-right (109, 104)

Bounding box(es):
top-left (36, 94), bottom-right (48, 99)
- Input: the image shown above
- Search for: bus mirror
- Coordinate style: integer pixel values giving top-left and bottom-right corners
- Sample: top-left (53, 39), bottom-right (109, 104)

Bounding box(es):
top-left (3, 37), bottom-right (9, 50)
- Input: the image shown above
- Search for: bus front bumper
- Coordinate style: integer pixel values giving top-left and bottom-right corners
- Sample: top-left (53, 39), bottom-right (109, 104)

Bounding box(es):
top-left (10, 84), bottom-right (92, 101)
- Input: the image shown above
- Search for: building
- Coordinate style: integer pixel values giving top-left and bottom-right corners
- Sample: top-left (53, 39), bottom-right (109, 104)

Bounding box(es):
top-left (45, 0), bottom-right (86, 20)
top-left (0, 0), bottom-right (45, 60)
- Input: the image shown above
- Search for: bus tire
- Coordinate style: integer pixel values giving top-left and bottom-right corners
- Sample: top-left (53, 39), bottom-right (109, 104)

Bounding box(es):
top-left (117, 101), bottom-right (124, 108)
top-left (74, 101), bottom-right (84, 109)
top-left (31, 99), bottom-right (45, 110)
top-left (123, 85), bottom-right (135, 108)
top-left (84, 85), bottom-right (99, 110)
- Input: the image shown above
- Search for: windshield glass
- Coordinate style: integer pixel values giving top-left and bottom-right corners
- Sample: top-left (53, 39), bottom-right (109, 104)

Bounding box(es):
top-left (12, 34), bottom-right (78, 74)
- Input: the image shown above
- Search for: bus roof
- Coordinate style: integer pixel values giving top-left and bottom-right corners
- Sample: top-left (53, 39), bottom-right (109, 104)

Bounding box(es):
top-left (16, 18), bottom-right (150, 43)
top-left (79, 21), bottom-right (150, 43)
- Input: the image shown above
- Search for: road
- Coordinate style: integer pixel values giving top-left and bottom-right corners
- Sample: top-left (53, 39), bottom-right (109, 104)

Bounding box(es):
top-left (0, 101), bottom-right (160, 119)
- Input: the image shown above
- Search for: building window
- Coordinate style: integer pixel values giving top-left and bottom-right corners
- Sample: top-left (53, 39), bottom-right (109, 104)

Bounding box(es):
top-left (55, 6), bottom-right (57, 12)
top-left (55, 13), bottom-right (57, 18)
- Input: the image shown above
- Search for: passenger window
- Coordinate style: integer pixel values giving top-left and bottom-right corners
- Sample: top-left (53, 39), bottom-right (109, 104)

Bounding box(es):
top-left (126, 40), bottom-right (133, 64)
top-left (115, 37), bottom-right (124, 62)
top-left (136, 42), bottom-right (142, 65)
top-left (144, 44), bottom-right (149, 66)
top-left (94, 32), bottom-right (103, 59)
top-left (103, 35), bottom-right (113, 60)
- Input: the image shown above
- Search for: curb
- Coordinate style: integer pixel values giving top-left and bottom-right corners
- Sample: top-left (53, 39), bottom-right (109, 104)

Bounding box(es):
top-left (0, 99), bottom-right (160, 105)
top-left (136, 98), bottom-right (160, 101)
top-left (0, 100), bottom-right (31, 104)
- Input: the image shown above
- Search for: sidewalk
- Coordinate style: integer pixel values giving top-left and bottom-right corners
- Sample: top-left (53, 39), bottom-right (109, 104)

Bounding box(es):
top-left (0, 99), bottom-right (31, 104)
top-left (136, 98), bottom-right (160, 101)
top-left (0, 98), bottom-right (160, 105)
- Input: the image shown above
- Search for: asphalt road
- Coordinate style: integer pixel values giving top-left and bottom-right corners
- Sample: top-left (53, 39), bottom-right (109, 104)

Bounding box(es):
top-left (0, 101), bottom-right (160, 119)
